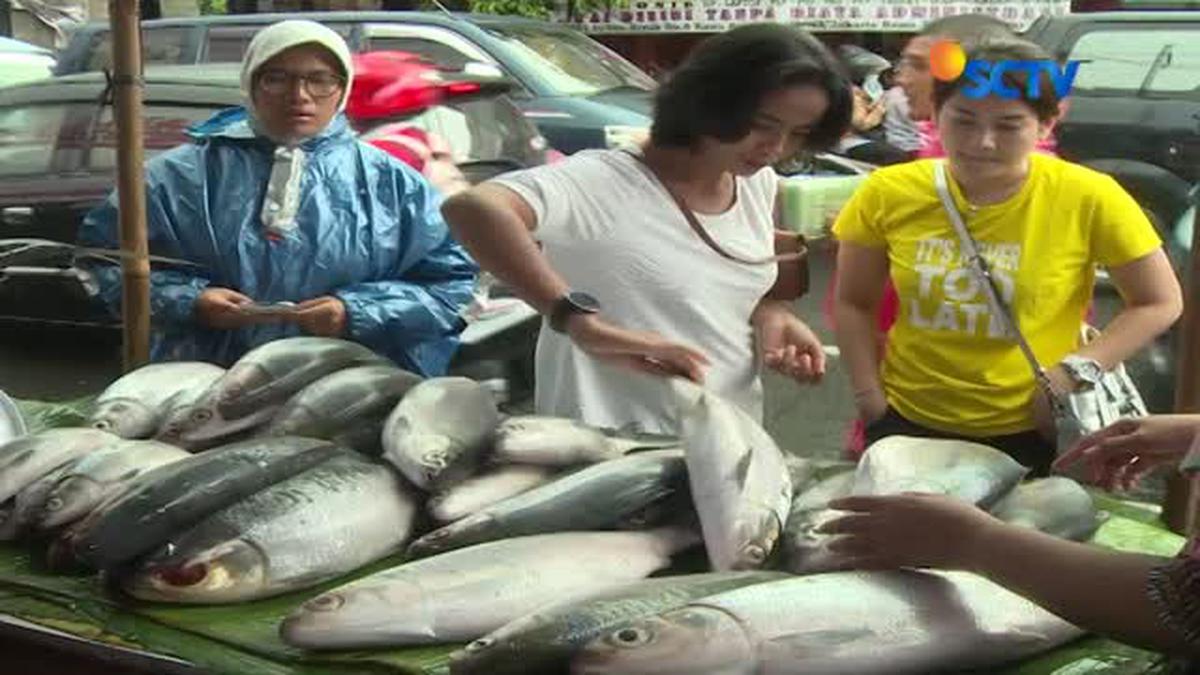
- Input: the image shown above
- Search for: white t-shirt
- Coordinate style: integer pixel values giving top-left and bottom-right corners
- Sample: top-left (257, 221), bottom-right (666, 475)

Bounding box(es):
top-left (494, 149), bottom-right (778, 434)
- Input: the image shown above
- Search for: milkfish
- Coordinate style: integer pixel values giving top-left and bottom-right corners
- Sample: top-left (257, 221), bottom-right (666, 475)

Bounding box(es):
top-left (89, 362), bottom-right (225, 439)
top-left (381, 377), bottom-right (500, 490)
top-left (448, 571), bottom-right (788, 675)
top-left (492, 416), bottom-right (678, 467)
top-left (33, 439), bottom-right (190, 531)
top-left (0, 428), bottom-right (119, 503)
top-left (120, 451), bottom-right (418, 604)
top-left (572, 570), bottom-right (1083, 674)
top-left (265, 364), bottom-right (423, 455)
top-left (69, 436), bottom-right (342, 570)
top-left (989, 476), bottom-right (1101, 541)
top-left (427, 464), bottom-right (557, 524)
top-left (280, 528), bottom-right (698, 650)
top-left (408, 449), bottom-right (686, 557)
top-left (673, 381), bottom-right (792, 571)
top-left (0, 463), bottom-right (74, 541)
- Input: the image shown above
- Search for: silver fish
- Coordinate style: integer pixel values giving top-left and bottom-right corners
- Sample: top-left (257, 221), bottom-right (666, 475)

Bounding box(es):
top-left (0, 428), bottom-right (119, 503)
top-left (0, 463), bottom-right (74, 541)
top-left (280, 528), bottom-right (697, 650)
top-left (449, 571), bottom-right (788, 675)
top-left (989, 476), bottom-right (1101, 541)
top-left (265, 365), bottom-right (423, 454)
top-left (89, 362), bottom-right (225, 439)
top-left (409, 450), bottom-right (686, 557)
top-left (428, 464), bottom-right (556, 524)
top-left (381, 377), bottom-right (500, 490)
top-left (853, 435), bottom-right (1029, 505)
top-left (673, 381), bottom-right (792, 571)
top-left (35, 440), bottom-right (190, 531)
top-left (572, 571), bottom-right (1082, 674)
top-left (780, 470), bottom-right (856, 574)
top-left (492, 416), bottom-right (676, 467)
top-left (120, 452), bottom-right (417, 604)
top-left (157, 338), bottom-right (388, 449)
top-left (788, 436), bottom-right (1029, 575)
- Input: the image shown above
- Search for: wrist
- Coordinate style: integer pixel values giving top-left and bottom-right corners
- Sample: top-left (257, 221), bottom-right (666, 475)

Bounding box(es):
top-left (958, 515), bottom-right (1005, 573)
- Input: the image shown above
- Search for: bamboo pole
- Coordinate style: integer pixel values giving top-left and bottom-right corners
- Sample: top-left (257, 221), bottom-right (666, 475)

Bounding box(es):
top-left (1163, 204), bottom-right (1200, 535)
top-left (110, 0), bottom-right (151, 370)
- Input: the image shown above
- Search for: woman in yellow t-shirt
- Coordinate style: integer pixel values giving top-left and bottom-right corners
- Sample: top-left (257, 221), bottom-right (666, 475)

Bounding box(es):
top-left (832, 39), bottom-right (1183, 476)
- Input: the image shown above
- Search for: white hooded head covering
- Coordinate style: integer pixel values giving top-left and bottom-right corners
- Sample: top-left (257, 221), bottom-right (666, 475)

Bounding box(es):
top-left (241, 19), bottom-right (355, 116)
top-left (241, 21), bottom-right (355, 237)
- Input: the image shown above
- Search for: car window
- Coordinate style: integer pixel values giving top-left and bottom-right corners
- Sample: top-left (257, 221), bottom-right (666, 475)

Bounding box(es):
top-left (86, 27), bottom-right (191, 72)
top-left (366, 37), bottom-right (472, 69)
top-left (0, 104), bottom-right (72, 177)
top-left (205, 23), bottom-right (355, 64)
top-left (482, 25), bottom-right (655, 96)
top-left (1068, 27), bottom-right (1200, 98)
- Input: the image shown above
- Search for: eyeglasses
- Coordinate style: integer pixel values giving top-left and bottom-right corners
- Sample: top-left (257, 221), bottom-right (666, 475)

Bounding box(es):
top-left (256, 69), bottom-right (345, 98)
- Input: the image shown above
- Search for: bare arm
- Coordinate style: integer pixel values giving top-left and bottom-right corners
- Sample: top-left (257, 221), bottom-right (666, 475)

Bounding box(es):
top-left (824, 493), bottom-right (1192, 655)
top-left (440, 183), bottom-right (567, 315)
top-left (833, 241), bottom-right (890, 419)
top-left (1079, 249), bottom-right (1182, 369)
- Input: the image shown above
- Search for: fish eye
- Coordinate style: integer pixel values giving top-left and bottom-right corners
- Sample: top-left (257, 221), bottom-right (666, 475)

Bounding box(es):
top-left (609, 626), bottom-right (654, 648)
top-left (92, 420), bottom-right (112, 430)
top-left (305, 593), bottom-right (345, 613)
top-left (191, 409), bottom-right (213, 424)
top-left (466, 637), bottom-right (494, 652)
top-left (45, 497), bottom-right (63, 512)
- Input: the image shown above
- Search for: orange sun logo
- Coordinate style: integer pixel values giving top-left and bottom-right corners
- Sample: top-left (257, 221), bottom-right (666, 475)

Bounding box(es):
top-left (929, 39), bottom-right (967, 81)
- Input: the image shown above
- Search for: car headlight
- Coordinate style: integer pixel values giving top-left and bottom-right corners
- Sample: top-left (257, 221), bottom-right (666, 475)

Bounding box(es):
top-left (604, 125), bottom-right (650, 149)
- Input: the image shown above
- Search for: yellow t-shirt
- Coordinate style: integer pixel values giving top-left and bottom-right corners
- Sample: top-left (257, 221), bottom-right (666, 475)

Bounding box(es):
top-left (833, 155), bottom-right (1161, 436)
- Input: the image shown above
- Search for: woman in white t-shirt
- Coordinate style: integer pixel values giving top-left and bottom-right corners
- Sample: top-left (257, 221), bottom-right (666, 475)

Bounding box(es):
top-left (441, 24), bottom-right (854, 433)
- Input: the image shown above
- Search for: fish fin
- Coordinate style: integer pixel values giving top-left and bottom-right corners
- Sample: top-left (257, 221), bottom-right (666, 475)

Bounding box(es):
top-left (763, 627), bottom-right (877, 655)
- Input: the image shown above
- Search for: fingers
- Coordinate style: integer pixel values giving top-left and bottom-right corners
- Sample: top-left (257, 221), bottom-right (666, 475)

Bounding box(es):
top-left (816, 514), bottom-right (873, 536)
top-left (1054, 419), bottom-right (1141, 471)
top-left (827, 495), bottom-right (889, 513)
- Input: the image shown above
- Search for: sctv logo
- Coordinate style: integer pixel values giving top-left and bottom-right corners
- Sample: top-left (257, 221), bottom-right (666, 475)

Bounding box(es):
top-left (929, 40), bottom-right (1080, 99)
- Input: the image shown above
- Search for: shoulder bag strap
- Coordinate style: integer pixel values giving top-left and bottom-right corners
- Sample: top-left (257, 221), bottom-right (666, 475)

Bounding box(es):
top-left (623, 149), bottom-right (804, 266)
top-left (933, 161), bottom-right (1065, 404)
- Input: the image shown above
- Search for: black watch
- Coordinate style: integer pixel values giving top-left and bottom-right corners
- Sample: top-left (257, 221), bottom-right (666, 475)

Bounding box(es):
top-left (549, 291), bottom-right (601, 333)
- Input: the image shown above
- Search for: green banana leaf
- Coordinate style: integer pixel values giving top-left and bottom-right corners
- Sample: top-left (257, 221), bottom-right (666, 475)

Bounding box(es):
top-left (0, 396), bottom-right (1188, 674)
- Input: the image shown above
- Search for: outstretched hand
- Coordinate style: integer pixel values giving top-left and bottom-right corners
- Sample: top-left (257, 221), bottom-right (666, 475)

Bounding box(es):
top-left (1053, 415), bottom-right (1200, 491)
top-left (818, 493), bottom-right (1000, 571)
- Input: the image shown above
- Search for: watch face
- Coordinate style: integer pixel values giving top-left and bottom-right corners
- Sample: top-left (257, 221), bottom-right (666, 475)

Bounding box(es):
top-left (568, 291), bottom-right (601, 313)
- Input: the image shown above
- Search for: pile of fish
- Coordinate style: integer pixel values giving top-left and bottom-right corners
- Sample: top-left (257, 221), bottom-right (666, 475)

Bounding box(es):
top-left (0, 336), bottom-right (1108, 673)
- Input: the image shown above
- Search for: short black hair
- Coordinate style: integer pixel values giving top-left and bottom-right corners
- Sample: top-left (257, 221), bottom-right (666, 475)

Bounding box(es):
top-left (932, 39), bottom-right (1062, 122)
top-left (920, 13), bottom-right (1016, 43)
top-left (650, 24), bottom-right (852, 151)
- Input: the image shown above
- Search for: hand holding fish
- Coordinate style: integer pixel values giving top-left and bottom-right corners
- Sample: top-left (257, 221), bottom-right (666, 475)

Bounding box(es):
top-left (292, 296), bottom-right (348, 338)
top-left (818, 493), bottom-right (1000, 571)
top-left (565, 314), bottom-right (710, 383)
top-left (753, 300), bottom-right (825, 384)
top-left (1053, 415), bottom-right (1200, 492)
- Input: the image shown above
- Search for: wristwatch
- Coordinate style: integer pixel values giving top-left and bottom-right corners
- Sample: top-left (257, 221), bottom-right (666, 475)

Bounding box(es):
top-left (548, 291), bottom-right (601, 333)
top-left (1060, 355), bottom-right (1105, 388)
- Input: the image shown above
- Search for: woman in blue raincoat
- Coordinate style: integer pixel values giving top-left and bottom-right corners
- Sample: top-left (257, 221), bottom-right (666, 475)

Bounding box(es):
top-left (79, 20), bottom-right (477, 376)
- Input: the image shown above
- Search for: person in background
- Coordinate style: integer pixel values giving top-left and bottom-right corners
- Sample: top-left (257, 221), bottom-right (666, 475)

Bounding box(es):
top-left (442, 24), bottom-right (853, 434)
top-left (832, 44), bottom-right (912, 166)
top-left (819, 414), bottom-right (1200, 663)
top-left (881, 85), bottom-right (923, 155)
top-left (79, 20), bottom-right (477, 375)
top-left (832, 39), bottom-right (1181, 476)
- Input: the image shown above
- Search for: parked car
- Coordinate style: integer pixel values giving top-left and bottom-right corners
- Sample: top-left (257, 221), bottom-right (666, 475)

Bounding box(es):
top-left (1023, 11), bottom-right (1199, 243)
top-left (0, 37), bottom-right (54, 90)
top-left (53, 11), bottom-right (656, 155)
